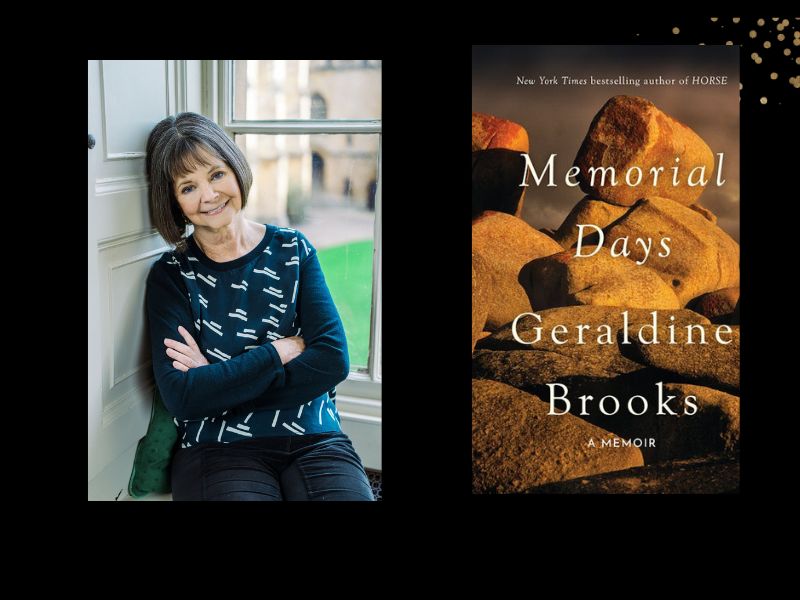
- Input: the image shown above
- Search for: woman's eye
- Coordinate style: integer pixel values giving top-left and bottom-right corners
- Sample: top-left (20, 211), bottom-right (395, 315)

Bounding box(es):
top-left (211, 171), bottom-right (224, 180)
top-left (181, 185), bottom-right (194, 195)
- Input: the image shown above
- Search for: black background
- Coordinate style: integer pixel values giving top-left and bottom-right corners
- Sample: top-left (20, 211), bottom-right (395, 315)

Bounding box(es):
top-left (17, 16), bottom-right (794, 539)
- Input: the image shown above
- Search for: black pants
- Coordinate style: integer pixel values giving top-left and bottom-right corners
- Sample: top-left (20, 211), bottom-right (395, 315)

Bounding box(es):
top-left (171, 431), bottom-right (374, 501)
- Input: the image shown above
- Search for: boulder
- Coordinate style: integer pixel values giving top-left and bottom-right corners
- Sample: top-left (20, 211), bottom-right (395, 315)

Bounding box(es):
top-left (620, 324), bottom-right (740, 393)
top-left (554, 196), bottom-right (629, 250)
top-left (574, 95), bottom-right (715, 207)
top-left (472, 211), bottom-right (563, 330)
top-left (520, 246), bottom-right (681, 311)
top-left (602, 196), bottom-right (739, 305)
top-left (472, 379), bottom-right (644, 493)
top-left (687, 287), bottom-right (740, 322)
top-left (475, 306), bottom-right (709, 383)
top-left (472, 112), bottom-right (529, 152)
top-left (472, 149), bottom-right (528, 219)
top-left (472, 113), bottom-right (530, 218)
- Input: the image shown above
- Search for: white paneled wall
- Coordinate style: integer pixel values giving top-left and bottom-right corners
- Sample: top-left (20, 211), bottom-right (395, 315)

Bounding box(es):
top-left (89, 61), bottom-right (203, 499)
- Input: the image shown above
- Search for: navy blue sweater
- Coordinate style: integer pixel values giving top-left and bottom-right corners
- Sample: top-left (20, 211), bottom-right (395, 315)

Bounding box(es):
top-left (145, 225), bottom-right (349, 445)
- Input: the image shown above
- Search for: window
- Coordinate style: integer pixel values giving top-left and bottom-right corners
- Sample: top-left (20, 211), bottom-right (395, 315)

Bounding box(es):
top-left (311, 93), bottom-right (327, 119)
top-left (222, 60), bottom-right (381, 400)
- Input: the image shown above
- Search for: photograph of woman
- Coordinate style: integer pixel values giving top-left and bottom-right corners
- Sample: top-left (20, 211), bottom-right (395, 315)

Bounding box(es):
top-left (144, 112), bottom-right (375, 501)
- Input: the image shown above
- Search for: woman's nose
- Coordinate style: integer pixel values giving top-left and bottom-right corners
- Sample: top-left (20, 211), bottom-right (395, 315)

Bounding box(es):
top-left (200, 183), bottom-right (219, 203)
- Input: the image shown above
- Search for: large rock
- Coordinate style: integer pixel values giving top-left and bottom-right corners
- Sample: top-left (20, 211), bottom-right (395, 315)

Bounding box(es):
top-left (602, 196), bottom-right (739, 305)
top-left (472, 149), bottom-right (528, 219)
top-left (549, 379), bottom-right (741, 463)
top-left (474, 358), bottom-right (739, 463)
top-left (660, 384), bottom-right (740, 455)
top-left (472, 211), bottom-right (564, 330)
top-left (473, 347), bottom-right (642, 390)
top-left (554, 196), bottom-right (629, 250)
top-left (520, 246), bottom-right (681, 311)
top-left (472, 112), bottom-right (529, 152)
top-left (687, 287), bottom-right (740, 322)
top-left (574, 95), bottom-right (715, 207)
top-left (620, 324), bottom-right (740, 393)
top-left (472, 379), bottom-right (644, 493)
top-left (475, 306), bottom-right (709, 384)
top-left (472, 113), bottom-right (530, 219)
top-left (472, 251), bottom-right (492, 353)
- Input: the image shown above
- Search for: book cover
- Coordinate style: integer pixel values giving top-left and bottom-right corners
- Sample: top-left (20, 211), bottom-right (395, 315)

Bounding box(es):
top-left (472, 45), bottom-right (740, 493)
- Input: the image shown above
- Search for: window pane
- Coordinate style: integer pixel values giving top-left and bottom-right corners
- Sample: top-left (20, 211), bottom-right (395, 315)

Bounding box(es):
top-left (233, 60), bottom-right (382, 121)
top-left (236, 133), bottom-right (378, 371)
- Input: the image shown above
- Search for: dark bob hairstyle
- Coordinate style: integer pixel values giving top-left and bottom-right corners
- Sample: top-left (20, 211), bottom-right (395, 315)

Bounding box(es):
top-left (145, 112), bottom-right (252, 250)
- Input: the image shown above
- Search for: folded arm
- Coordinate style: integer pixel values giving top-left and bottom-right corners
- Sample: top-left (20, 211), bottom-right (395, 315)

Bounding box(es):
top-left (245, 249), bottom-right (350, 411)
top-left (146, 261), bottom-right (287, 421)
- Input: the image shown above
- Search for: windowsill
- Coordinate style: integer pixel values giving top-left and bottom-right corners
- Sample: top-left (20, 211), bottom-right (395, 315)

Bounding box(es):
top-left (336, 373), bottom-right (381, 471)
top-left (338, 372), bottom-right (381, 400)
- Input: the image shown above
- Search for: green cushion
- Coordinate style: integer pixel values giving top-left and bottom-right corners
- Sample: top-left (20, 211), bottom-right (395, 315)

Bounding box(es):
top-left (128, 386), bottom-right (178, 498)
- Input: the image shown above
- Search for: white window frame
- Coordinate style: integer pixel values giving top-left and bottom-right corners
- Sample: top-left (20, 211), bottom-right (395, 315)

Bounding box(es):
top-left (203, 61), bottom-right (381, 468)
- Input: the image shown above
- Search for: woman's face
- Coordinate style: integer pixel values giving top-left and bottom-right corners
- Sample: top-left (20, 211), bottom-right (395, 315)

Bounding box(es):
top-left (173, 147), bottom-right (242, 228)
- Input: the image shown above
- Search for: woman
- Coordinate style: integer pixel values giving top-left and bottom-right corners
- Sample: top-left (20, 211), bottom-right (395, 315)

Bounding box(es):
top-left (145, 112), bottom-right (374, 501)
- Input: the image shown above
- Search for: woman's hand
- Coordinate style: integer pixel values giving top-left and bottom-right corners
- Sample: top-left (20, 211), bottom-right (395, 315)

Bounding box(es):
top-left (165, 325), bottom-right (210, 372)
top-left (272, 336), bottom-right (306, 365)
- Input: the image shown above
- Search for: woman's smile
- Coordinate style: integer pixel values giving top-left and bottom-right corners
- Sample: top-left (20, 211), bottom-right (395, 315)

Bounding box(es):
top-left (203, 199), bottom-right (229, 215)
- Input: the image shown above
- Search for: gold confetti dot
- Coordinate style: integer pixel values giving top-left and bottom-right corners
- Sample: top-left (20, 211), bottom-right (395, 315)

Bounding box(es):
top-left (782, 19), bottom-right (789, 26)
top-left (672, 27), bottom-right (680, 34)
top-left (764, 41), bottom-right (772, 48)
top-left (772, 18), bottom-right (778, 21)
top-left (794, 38), bottom-right (800, 46)
top-left (732, 17), bottom-right (740, 23)
top-left (750, 30), bottom-right (757, 38)
top-left (784, 48), bottom-right (791, 56)
top-left (699, 43), bottom-right (705, 46)
top-left (777, 23), bottom-right (785, 31)
top-left (771, 72), bottom-right (778, 79)
top-left (795, 31), bottom-right (800, 38)
top-left (757, 18), bottom-right (765, 26)
top-left (796, 57), bottom-right (800, 64)
top-left (710, 17), bottom-right (718, 22)
top-left (778, 33), bottom-right (785, 41)
top-left (755, 57), bottom-right (763, 64)
top-left (760, 96), bottom-right (768, 104)
top-left (725, 41), bottom-right (733, 45)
